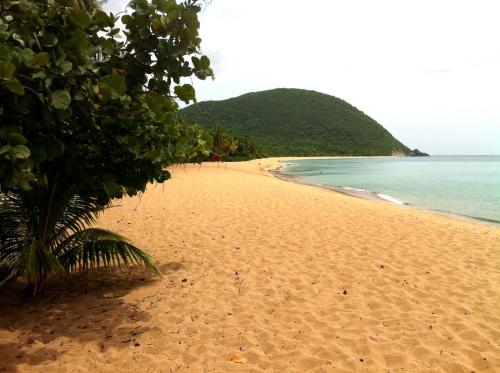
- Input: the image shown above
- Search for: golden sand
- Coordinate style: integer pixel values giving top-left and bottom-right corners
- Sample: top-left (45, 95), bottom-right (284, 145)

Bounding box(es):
top-left (1, 159), bottom-right (499, 372)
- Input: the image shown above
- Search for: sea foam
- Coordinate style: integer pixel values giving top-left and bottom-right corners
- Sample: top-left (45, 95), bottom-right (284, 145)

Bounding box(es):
top-left (377, 193), bottom-right (404, 205)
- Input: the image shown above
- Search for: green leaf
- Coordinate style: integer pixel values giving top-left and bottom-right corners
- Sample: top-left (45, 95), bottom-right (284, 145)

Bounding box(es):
top-left (182, 10), bottom-right (199, 29)
top-left (8, 133), bottom-right (28, 145)
top-left (58, 60), bottom-right (72, 74)
top-left (94, 10), bottom-right (111, 28)
top-left (10, 145), bottom-right (31, 159)
top-left (42, 34), bottom-right (58, 47)
top-left (191, 56), bottom-right (200, 68)
top-left (32, 52), bottom-right (50, 66)
top-left (145, 149), bottom-right (161, 162)
top-left (121, 15), bottom-right (133, 25)
top-left (108, 28), bottom-right (121, 36)
top-left (32, 71), bottom-right (46, 79)
top-left (174, 84), bottom-right (196, 103)
top-left (16, 48), bottom-right (35, 62)
top-left (144, 93), bottom-right (164, 113)
top-left (101, 73), bottom-right (126, 96)
top-left (0, 144), bottom-right (11, 156)
top-left (151, 18), bottom-right (164, 34)
top-left (69, 9), bottom-right (92, 29)
top-left (99, 39), bottom-right (114, 55)
top-left (3, 79), bottom-right (24, 95)
top-left (18, 179), bottom-right (32, 191)
top-left (156, 80), bottom-right (169, 94)
top-left (0, 31), bottom-right (9, 42)
top-left (0, 61), bottom-right (16, 79)
top-left (200, 55), bottom-right (210, 69)
top-left (51, 89), bottom-right (71, 110)
top-left (0, 44), bottom-right (10, 59)
top-left (73, 91), bottom-right (85, 100)
top-left (157, 170), bottom-right (170, 183)
top-left (154, 0), bottom-right (176, 12)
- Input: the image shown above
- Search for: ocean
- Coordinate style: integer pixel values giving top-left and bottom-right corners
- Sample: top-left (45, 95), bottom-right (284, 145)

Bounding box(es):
top-left (280, 156), bottom-right (500, 224)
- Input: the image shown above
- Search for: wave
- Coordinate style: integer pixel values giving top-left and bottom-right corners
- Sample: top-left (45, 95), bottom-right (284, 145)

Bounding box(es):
top-left (376, 193), bottom-right (405, 205)
top-left (280, 162), bottom-right (299, 168)
top-left (334, 186), bottom-right (406, 205)
top-left (342, 186), bottom-right (369, 193)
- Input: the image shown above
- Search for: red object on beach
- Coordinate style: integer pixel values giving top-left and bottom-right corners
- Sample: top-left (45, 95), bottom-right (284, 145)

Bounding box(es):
top-left (213, 153), bottom-right (222, 162)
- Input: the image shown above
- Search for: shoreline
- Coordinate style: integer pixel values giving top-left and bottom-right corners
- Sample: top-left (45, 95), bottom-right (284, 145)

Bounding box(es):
top-left (264, 157), bottom-right (499, 227)
top-left (270, 168), bottom-right (396, 204)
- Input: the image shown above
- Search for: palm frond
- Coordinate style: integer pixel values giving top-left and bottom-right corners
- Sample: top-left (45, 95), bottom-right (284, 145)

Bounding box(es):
top-left (1, 188), bottom-right (160, 295)
top-left (58, 228), bottom-right (160, 274)
top-left (22, 240), bottom-right (64, 293)
top-left (48, 192), bottom-right (104, 251)
top-left (0, 193), bottom-right (29, 237)
top-left (0, 193), bottom-right (31, 267)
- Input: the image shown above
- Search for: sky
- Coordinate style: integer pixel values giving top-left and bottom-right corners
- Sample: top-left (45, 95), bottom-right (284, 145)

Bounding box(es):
top-left (103, 0), bottom-right (500, 155)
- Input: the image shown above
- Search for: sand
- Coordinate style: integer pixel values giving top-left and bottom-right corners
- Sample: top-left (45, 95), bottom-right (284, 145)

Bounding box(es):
top-left (1, 158), bottom-right (499, 372)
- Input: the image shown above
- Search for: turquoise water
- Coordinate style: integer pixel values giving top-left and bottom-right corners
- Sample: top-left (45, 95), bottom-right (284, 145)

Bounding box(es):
top-left (281, 156), bottom-right (500, 223)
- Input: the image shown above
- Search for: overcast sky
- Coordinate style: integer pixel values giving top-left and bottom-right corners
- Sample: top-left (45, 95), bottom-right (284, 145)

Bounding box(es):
top-left (104, 0), bottom-right (500, 155)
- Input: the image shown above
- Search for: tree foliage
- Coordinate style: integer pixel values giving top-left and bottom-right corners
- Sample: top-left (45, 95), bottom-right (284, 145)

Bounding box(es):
top-left (0, 0), bottom-right (213, 199)
top-left (180, 88), bottom-right (422, 157)
top-left (204, 124), bottom-right (262, 161)
top-left (0, 0), bottom-right (213, 294)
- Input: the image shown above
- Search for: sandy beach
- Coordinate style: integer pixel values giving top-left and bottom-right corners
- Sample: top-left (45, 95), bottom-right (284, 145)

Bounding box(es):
top-left (1, 158), bottom-right (499, 372)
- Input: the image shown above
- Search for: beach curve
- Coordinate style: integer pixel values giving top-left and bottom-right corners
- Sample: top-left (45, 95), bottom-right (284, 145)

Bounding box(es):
top-left (0, 159), bottom-right (499, 372)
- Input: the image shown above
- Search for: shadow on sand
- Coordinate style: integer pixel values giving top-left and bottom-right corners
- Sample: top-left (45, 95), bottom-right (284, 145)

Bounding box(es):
top-left (0, 262), bottom-right (184, 372)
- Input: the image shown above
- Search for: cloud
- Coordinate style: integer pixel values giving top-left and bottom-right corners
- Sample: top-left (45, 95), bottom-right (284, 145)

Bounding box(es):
top-left (102, 0), bottom-right (127, 13)
top-left (423, 67), bottom-right (455, 74)
top-left (203, 49), bottom-right (225, 74)
top-left (102, 0), bottom-right (500, 154)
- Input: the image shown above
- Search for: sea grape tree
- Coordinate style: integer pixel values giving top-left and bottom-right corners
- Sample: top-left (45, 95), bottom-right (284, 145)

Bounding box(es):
top-left (0, 0), bottom-right (213, 198)
top-left (0, 0), bottom-right (213, 294)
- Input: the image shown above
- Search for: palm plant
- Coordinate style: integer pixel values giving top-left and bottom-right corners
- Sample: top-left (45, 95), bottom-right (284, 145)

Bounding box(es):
top-left (0, 178), bottom-right (159, 296)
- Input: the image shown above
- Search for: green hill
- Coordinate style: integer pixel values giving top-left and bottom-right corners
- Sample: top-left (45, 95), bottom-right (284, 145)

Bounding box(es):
top-left (179, 88), bottom-right (425, 156)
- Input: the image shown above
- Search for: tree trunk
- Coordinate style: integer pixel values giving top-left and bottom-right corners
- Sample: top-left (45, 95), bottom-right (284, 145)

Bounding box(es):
top-left (25, 275), bottom-right (46, 297)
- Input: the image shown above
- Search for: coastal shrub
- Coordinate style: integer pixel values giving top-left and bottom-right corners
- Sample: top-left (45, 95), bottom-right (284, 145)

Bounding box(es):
top-left (0, 0), bottom-right (213, 295)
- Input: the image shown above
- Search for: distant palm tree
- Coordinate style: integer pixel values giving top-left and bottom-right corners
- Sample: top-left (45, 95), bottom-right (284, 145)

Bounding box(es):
top-left (0, 183), bottom-right (159, 296)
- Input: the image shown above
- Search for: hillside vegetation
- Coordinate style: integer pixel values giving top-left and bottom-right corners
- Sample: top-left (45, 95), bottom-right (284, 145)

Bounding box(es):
top-left (179, 88), bottom-right (426, 156)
